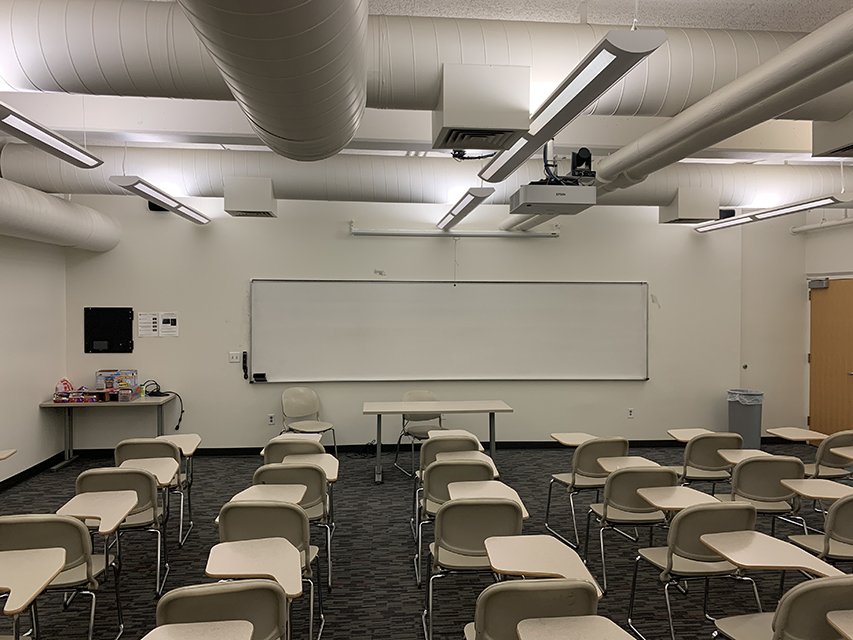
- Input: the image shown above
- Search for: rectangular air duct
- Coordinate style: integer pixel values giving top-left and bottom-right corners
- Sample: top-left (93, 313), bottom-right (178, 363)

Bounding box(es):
top-left (224, 177), bottom-right (276, 217)
top-left (813, 109), bottom-right (853, 158)
top-left (659, 187), bottom-right (720, 223)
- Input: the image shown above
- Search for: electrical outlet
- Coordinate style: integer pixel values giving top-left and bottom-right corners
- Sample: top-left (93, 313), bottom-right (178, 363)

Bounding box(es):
top-left (268, 414), bottom-right (275, 426)
top-left (228, 351), bottom-right (241, 363)
top-left (627, 408), bottom-right (634, 419)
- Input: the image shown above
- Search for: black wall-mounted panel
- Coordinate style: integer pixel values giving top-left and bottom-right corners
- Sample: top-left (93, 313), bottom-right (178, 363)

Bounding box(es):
top-left (84, 307), bottom-right (134, 353)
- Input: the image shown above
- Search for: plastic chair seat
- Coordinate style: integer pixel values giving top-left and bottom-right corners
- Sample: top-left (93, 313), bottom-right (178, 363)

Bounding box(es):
top-left (120, 504), bottom-right (163, 528)
top-left (714, 611), bottom-right (774, 639)
top-left (288, 420), bottom-right (333, 434)
top-left (299, 545), bottom-right (320, 572)
top-left (301, 502), bottom-right (328, 523)
top-left (788, 534), bottom-right (853, 560)
top-left (717, 495), bottom-right (794, 513)
top-left (804, 463), bottom-right (851, 479)
top-left (422, 497), bottom-right (442, 516)
top-left (51, 553), bottom-right (113, 589)
top-left (590, 503), bottom-right (667, 524)
top-left (638, 547), bottom-right (737, 576)
top-left (429, 542), bottom-right (491, 571)
top-left (405, 424), bottom-right (439, 439)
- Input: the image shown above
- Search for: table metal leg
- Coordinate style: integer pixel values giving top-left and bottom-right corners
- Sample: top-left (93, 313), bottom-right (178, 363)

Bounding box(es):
top-left (52, 408), bottom-right (78, 470)
top-left (375, 415), bottom-right (383, 484)
top-left (157, 405), bottom-right (164, 436)
top-left (489, 412), bottom-right (496, 459)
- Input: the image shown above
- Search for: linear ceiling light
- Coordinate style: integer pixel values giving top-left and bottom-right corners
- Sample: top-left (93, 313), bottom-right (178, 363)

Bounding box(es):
top-left (437, 187), bottom-right (495, 230)
top-left (694, 192), bottom-right (853, 233)
top-left (478, 29), bottom-right (666, 184)
top-left (0, 101), bottom-right (103, 168)
top-left (109, 175), bottom-right (211, 225)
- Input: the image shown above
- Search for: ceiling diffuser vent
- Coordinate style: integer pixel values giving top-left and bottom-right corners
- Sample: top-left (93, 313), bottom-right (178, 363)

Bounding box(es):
top-left (224, 177), bottom-right (276, 218)
top-left (435, 128), bottom-right (521, 150)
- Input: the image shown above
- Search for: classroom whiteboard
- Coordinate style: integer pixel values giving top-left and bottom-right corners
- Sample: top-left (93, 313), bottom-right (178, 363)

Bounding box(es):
top-left (250, 280), bottom-right (648, 382)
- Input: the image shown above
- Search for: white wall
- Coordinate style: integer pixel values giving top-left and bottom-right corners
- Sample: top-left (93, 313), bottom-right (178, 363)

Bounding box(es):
top-left (0, 235), bottom-right (66, 481)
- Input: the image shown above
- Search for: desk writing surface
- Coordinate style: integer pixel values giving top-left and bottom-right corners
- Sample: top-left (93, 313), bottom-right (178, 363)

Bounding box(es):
top-left (666, 428), bottom-right (713, 443)
top-left (58, 490), bottom-right (138, 535)
top-left (598, 456), bottom-right (659, 473)
top-left (142, 621), bottom-right (254, 640)
top-left (0, 547), bottom-right (65, 614)
top-left (0, 449), bottom-right (16, 460)
top-left (363, 401), bottom-right (513, 415)
top-left (830, 446), bottom-right (853, 461)
top-left (282, 453), bottom-right (338, 482)
top-left (780, 479), bottom-right (853, 501)
top-left (717, 449), bottom-right (771, 464)
top-left (767, 427), bottom-right (827, 442)
top-left (119, 457), bottom-right (179, 486)
top-left (637, 486), bottom-right (720, 511)
top-left (157, 433), bottom-right (201, 456)
top-left (447, 480), bottom-right (529, 519)
top-left (434, 451), bottom-right (498, 477)
top-left (550, 433), bottom-right (596, 447)
top-left (230, 484), bottom-right (307, 504)
top-left (206, 538), bottom-right (302, 598)
top-left (517, 616), bottom-right (633, 640)
top-left (827, 610), bottom-right (853, 640)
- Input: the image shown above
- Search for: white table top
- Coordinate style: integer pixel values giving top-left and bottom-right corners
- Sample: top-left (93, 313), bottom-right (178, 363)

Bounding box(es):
top-left (598, 456), bottom-right (660, 473)
top-left (0, 449), bottom-right (16, 460)
top-left (700, 530), bottom-right (844, 577)
top-left (637, 486), bottom-right (720, 511)
top-left (230, 484), bottom-right (307, 504)
top-left (767, 427), bottom-right (827, 442)
top-left (156, 433), bottom-right (202, 456)
top-left (827, 610), bottom-right (853, 640)
top-left (830, 446), bottom-right (853, 461)
top-left (57, 490), bottom-right (138, 535)
top-left (718, 449), bottom-right (772, 464)
top-left (447, 480), bottom-right (529, 519)
top-left (517, 616), bottom-right (633, 640)
top-left (119, 457), bottom-right (179, 486)
top-left (0, 547), bottom-right (66, 615)
top-left (206, 538), bottom-right (303, 598)
top-left (40, 394), bottom-right (175, 408)
top-left (780, 478), bottom-right (853, 501)
top-left (282, 453), bottom-right (338, 482)
top-left (666, 428), bottom-right (713, 443)
top-left (550, 433), bottom-right (596, 447)
top-left (435, 451), bottom-right (499, 478)
top-left (363, 400), bottom-right (513, 415)
top-left (142, 621), bottom-right (254, 640)
top-left (485, 535), bottom-right (602, 597)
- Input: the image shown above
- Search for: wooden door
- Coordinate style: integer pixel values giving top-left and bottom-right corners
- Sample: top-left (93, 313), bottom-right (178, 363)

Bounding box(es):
top-left (810, 279), bottom-right (853, 434)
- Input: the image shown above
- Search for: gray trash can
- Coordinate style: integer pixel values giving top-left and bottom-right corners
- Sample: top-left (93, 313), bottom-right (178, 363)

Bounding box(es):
top-left (727, 389), bottom-right (763, 449)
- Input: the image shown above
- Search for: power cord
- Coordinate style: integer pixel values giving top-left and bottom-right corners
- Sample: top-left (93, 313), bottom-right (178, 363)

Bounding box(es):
top-left (141, 379), bottom-right (185, 430)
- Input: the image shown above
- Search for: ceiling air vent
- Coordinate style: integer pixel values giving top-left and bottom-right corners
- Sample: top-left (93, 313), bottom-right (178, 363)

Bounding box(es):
top-left (435, 128), bottom-right (520, 150)
top-left (224, 177), bottom-right (276, 218)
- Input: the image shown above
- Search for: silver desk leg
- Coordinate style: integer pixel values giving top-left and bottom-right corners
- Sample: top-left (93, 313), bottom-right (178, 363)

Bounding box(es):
top-left (489, 412), bottom-right (496, 459)
top-left (157, 404), bottom-right (165, 436)
top-left (52, 407), bottom-right (78, 470)
top-left (375, 414), bottom-right (383, 484)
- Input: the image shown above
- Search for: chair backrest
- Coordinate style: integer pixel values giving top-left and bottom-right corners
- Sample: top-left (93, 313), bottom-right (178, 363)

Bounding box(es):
top-left (664, 502), bottom-right (757, 579)
top-left (471, 578), bottom-right (598, 640)
top-left (731, 456), bottom-right (804, 503)
top-left (423, 459), bottom-right (495, 505)
top-left (0, 514), bottom-right (95, 588)
top-left (771, 574), bottom-right (853, 640)
top-left (253, 463), bottom-right (327, 514)
top-left (218, 500), bottom-right (310, 558)
top-left (114, 438), bottom-right (181, 466)
top-left (571, 437), bottom-right (630, 480)
top-left (76, 467), bottom-right (159, 517)
top-left (263, 439), bottom-right (325, 465)
top-left (683, 432), bottom-right (743, 472)
top-left (821, 493), bottom-right (853, 557)
top-left (403, 389), bottom-right (441, 423)
top-left (419, 435), bottom-right (480, 471)
top-left (814, 430), bottom-right (853, 470)
top-left (433, 498), bottom-right (522, 564)
top-left (603, 467), bottom-right (679, 516)
top-left (281, 387), bottom-right (320, 423)
top-left (156, 579), bottom-right (288, 640)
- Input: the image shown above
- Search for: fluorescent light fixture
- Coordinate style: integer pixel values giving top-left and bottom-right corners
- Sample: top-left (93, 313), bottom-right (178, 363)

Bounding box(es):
top-left (436, 187), bottom-right (495, 230)
top-left (109, 175), bottom-right (211, 225)
top-left (695, 193), bottom-right (853, 233)
top-left (479, 29), bottom-right (666, 183)
top-left (0, 101), bottom-right (102, 169)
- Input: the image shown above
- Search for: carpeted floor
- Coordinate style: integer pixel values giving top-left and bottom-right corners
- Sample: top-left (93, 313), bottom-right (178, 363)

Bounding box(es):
top-left (0, 441), bottom-right (843, 640)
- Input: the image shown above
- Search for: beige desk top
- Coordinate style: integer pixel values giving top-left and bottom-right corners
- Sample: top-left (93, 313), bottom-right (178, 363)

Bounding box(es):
top-left (830, 446), bottom-right (853, 461)
top-left (637, 486), bottom-right (720, 511)
top-left (428, 429), bottom-right (477, 439)
top-left (550, 433), bottom-right (596, 447)
top-left (40, 395), bottom-right (175, 408)
top-left (718, 449), bottom-right (771, 465)
top-left (142, 621), bottom-right (254, 640)
top-left (827, 610), bottom-right (853, 640)
top-left (485, 535), bottom-right (602, 598)
top-left (282, 453), bottom-right (338, 482)
top-left (156, 433), bottom-right (201, 456)
top-left (230, 484), bottom-right (307, 504)
top-left (58, 490), bottom-right (138, 535)
top-left (767, 427), bottom-right (827, 442)
top-left (363, 400), bottom-right (513, 415)
top-left (119, 457), bottom-right (179, 486)
top-left (667, 428), bottom-right (714, 443)
top-left (517, 616), bottom-right (633, 640)
top-left (598, 456), bottom-right (660, 473)
top-left (700, 530), bottom-right (844, 577)
top-left (781, 478), bottom-right (853, 501)
top-left (206, 538), bottom-right (302, 598)
top-left (435, 451), bottom-right (499, 478)
top-left (0, 449), bottom-right (16, 460)
top-left (259, 432), bottom-right (323, 456)
top-left (447, 480), bottom-right (529, 519)
top-left (0, 547), bottom-right (65, 615)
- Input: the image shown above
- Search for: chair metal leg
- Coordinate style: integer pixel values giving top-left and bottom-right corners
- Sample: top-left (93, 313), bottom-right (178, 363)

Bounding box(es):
top-left (598, 524), bottom-right (609, 595)
top-left (424, 571), bottom-right (446, 640)
top-left (544, 480), bottom-right (580, 549)
top-left (111, 563), bottom-right (125, 640)
top-left (663, 582), bottom-right (677, 640)
top-left (583, 509), bottom-right (594, 563)
top-left (703, 577), bottom-right (714, 622)
top-left (394, 428), bottom-right (413, 477)
top-left (84, 591), bottom-right (96, 640)
top-left (626, 555), bottom-right (648, 640)
top-left (314, 555), bottom-right (326, 640)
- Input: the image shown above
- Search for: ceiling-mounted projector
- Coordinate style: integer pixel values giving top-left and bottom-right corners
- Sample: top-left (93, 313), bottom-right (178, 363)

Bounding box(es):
top-left (508, 184), bottom-right (596, 216)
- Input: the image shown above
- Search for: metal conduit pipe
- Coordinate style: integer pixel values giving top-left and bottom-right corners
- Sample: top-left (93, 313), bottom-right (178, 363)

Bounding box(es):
top-left (790, 214), bottom-right (853, 235)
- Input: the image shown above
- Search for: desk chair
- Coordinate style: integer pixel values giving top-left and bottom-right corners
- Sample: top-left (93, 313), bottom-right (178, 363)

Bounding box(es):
top-left (585, 466), bottom-right (678, 594)
top-left (114, 438), bottom-right (192, 547)
top-left (394, 390), bottom-right (445, 477)
top-left (0, 514), bottom-right (121, 640)
top-left (463, 578), bottom-right (598, 640)
top-left (263, 440), bottom-right (326, 466)
top-left (545, 436), bottom-right (630, 549)
top-left (281, 387), bottom-right (337, 458)
top-left (666, 432), bottom-right (742, 495)
top-left (218, 500), bottom-right (322, 640)
top-left (156, 579), bottom-right (288, 640)
top-left (806, 430), bottom-right (853, 480)
top-left (424, 498), bottom-right (523, 640)
top-left (626, 502), bottom-right (761, 640)
top-left (788, 493), bottom-right (853, 564)
top-left (714, 574), bottom-right (853, 640)
top-left (76, 467), bottom-right (168, 596)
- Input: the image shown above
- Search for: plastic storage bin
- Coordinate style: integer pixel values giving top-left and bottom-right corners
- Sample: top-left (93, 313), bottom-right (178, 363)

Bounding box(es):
top-left (727, 389), bottom-right (763, 449)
